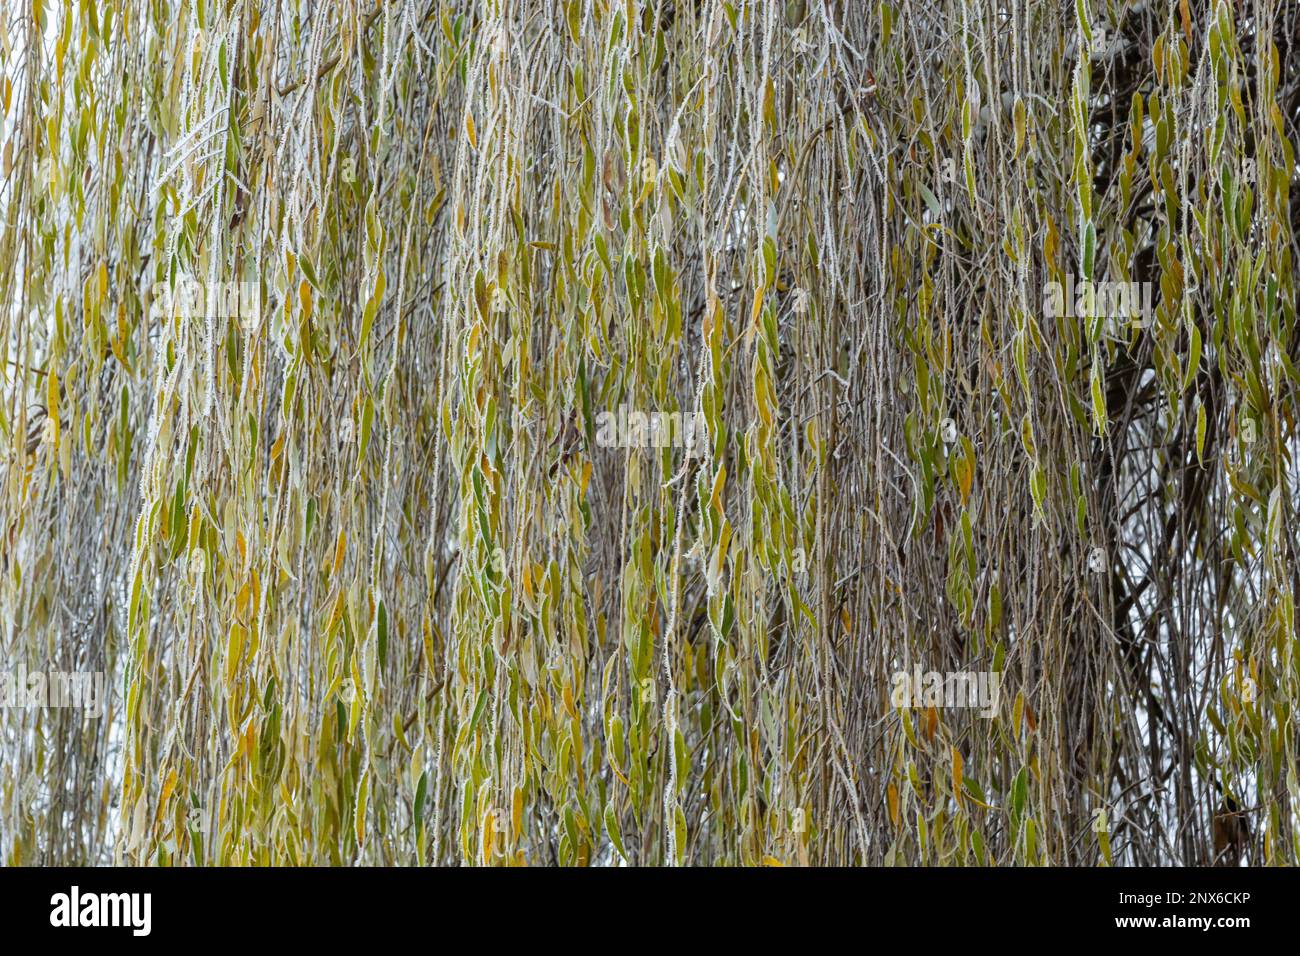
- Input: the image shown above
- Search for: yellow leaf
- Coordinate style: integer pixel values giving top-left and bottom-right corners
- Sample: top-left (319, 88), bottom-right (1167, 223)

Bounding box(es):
top-left (355, 770), bottom-right (369, 849)
top-left (511, 787), bottom-right (523, 838)
top-left (521, 559), bottom-right (534, 603)
top-left (955, 451), bottom-right (974, 505)
top-left (159, 769), bottom-right (178, 808)
top-left (333, 529), bottom-right (346, 577)
top-left (709, 465), bottom-right (726, 514)
top-left (46, 370), bottom-right (59, 447)
top-left (326, 590), bottom-right (345, 633)
top-left (422, 618), bottom-right (436, 672)
top-left (225, 622), bottom-right (244, 683)
top-left (749, 285), bottom-right (765, 339)
top-left (483, 809), bottom-right (496, 865)
top-left (298, 280), bottom-right (312, 320)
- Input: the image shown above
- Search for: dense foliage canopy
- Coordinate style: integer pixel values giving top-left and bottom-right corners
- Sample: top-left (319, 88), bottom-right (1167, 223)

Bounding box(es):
top-left (2, 0), bottom-right (1299, 866)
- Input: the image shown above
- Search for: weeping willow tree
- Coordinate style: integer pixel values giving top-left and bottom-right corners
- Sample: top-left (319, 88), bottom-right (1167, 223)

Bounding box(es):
top-left (1, 0), bottom-right (1298, 867)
